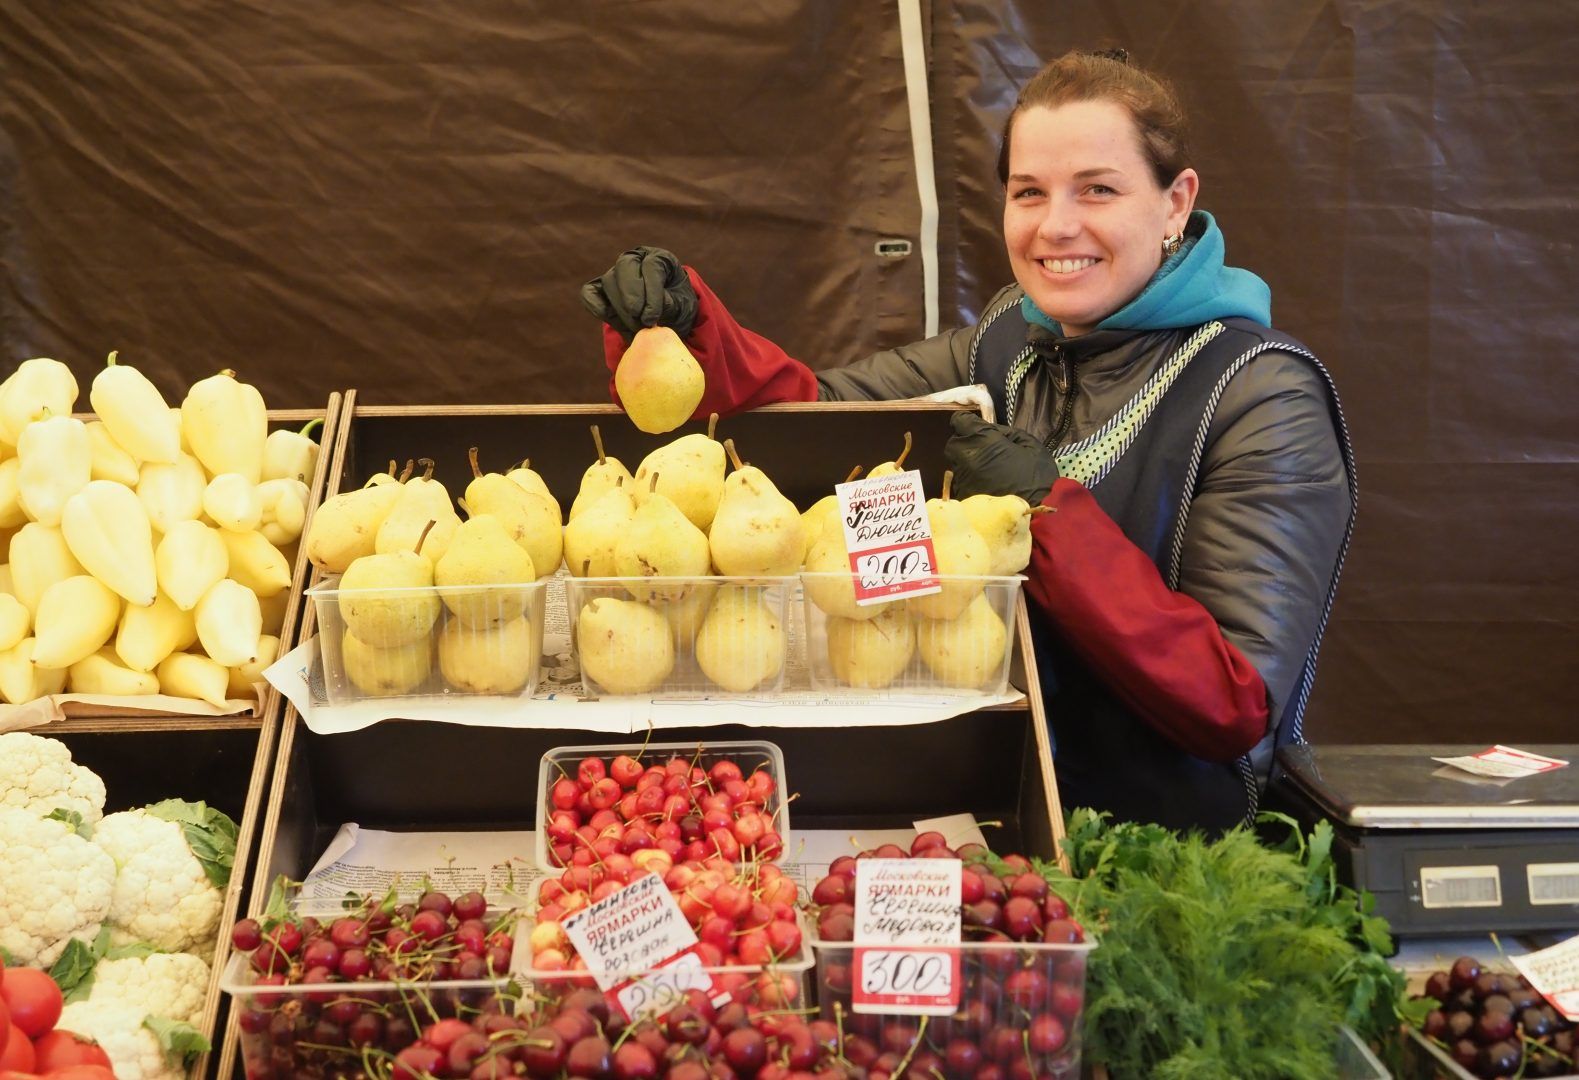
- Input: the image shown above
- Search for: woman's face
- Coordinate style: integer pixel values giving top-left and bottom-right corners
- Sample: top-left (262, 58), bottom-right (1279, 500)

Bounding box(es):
top-left (1003, 100), bottom-right (1198, 336)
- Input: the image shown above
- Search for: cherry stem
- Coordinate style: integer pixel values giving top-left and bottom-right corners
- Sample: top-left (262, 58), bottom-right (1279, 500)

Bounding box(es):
top-left (723, 438), bottom-right (744, 471)
top-left (468, 446), bottom-right (483, 479)
top-left (591, 425), bottom-right (607, 465)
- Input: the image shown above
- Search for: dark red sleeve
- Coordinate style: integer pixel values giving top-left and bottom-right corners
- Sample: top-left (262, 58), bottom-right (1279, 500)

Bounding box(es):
top-left (1025, 478), bottom-right (1270, 762)
top-left (604, 267), bottom-right (820, 417)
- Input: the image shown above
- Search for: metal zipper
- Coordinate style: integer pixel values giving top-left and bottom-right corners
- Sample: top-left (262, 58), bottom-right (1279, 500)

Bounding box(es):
top-left (1044, 350), bottom-right (1077, 450)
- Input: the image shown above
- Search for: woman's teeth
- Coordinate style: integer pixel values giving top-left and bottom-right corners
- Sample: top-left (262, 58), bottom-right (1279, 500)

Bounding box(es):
top-left (1041, 258), bottom-right (1097, 274)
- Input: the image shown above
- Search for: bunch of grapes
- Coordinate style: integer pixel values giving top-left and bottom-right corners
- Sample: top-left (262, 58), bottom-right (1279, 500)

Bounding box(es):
top-left (1417, 956), bottom-right (1575, 1078)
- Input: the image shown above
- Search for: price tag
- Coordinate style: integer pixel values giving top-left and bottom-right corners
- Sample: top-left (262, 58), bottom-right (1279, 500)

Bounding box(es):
top-left (852, 857), bottom-right (962, 1014)
top-left (1510, 935), bottom-right (1579, 1022)
top-left (612, 949), bottom-right (714, 1021)
top-left (836, 471), bottom-right (940, 605)
top-left (561, 874), bottom-right (718, 1017)
top-left (1431, 745), bottom-right (1570, 779)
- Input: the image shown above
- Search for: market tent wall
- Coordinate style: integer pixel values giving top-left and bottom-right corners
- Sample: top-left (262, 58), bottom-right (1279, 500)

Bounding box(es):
top-left (1, 2), bottom-right (1574, 745)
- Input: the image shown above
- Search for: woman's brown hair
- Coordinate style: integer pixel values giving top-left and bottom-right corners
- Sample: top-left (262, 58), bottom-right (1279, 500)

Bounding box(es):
top-left (996, 48), bottom-right (1190, 189)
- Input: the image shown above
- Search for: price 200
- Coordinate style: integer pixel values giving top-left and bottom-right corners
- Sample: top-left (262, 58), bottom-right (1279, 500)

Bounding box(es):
top-left (855, 546), bottom-right (933, 588)
top-left (618, 959), bottom-right (712, 1020)
top-left (858, 949), bottom-right (954, 997)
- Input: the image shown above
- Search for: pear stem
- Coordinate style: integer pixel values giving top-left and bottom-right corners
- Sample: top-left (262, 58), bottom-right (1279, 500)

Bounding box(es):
top-left (468, 447), bottom-right (483, 479)
top-left (387, 459), bottom-right (398, 476)
top-left (844, 465), bottom-right (864, 483)
top-left (723, 438), bottom-right (744, 471)
top-left (398, 459), bottom-right (415, 482)
top-left (941, 470), bottom-right (954, 501)
top-left (649, 472), bottom-right (660, 493)
top-left (895, 431), bottom-right (913, 470)
top-left (520, 458), bottom-right (531, 470)
top-left (414, 519), bottom-right (436, 555)
top-left (707, 413), bottom-right (719, 440)
top-left (582, 558), bottom-right (592, 577)
top-left (1029, 505), bottom-right (1056, 515)
top-left (419, 457), bottom-right (436, 481)
top-left (590, 425), bottom-right (607, 465)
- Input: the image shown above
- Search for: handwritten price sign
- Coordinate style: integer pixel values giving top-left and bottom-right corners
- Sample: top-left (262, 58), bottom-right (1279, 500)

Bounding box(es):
top-left (836, 472), bottom-right (940, 605)
top-left (613, 951), bottom-right (715, 1021)
top-left (853, 947), bottom-right (962, 1014)
top-left (562, 876), bottom-right (720, 1020)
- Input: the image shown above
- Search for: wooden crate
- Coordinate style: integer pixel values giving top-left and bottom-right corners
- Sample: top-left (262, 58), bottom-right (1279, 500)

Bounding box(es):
top-left (217, 397), bottom-right (1064, 1077)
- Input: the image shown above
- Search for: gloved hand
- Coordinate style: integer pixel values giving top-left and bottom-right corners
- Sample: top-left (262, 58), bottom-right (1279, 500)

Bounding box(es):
top-left (944, 411), bottom-right (1061, 504)
top-left (580, 246), bottom-right (699, 341)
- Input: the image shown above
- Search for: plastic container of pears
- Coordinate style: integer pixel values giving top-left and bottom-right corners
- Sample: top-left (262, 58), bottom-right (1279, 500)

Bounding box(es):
top-left (564, 575), bottom-right (795, 698)
top-left (307, 576), bottom-right (548, 704)
top-left (800, 573), bottom-right (1024, 696)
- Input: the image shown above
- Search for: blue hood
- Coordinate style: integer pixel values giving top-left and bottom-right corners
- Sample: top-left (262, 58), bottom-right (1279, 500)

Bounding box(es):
top-left (1020, 210), bottom-right (1271, 335)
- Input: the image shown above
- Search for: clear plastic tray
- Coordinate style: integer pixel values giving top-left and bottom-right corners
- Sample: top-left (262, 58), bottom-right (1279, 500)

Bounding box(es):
top-left (306, 576), bottom-right (546, 703)
top-left (533, 739), bottom-right (791, 871)
top-left (809, 935), bottom-right (1097, 1079)
top-left (565, 575), bottom-right (794, 697)
top-left (1403, 1025), bottom-right (1577, 1079)
top-left (801, 574), bottom-right (1024, 695)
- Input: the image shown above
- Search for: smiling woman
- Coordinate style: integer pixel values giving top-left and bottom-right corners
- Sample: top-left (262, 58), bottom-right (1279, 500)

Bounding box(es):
top-left (581, 49), bottom-right (1357, 834)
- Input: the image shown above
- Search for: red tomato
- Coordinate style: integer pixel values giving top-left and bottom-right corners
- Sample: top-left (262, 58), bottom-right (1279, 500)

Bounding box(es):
top-left (0, 997), bottom-right (8, 1057)
top-left (42, 1066), bottom-right (117, 1080)
top-left (0, 1024), bottom-right (34, 1072)
top-left (0, 968), bottom-right (62, 1039)
top-left (34, 1030), bottom-right (112, 1072)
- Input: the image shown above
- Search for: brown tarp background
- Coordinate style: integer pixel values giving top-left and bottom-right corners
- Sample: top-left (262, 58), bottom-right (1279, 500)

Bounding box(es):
top-left (1, 2), bottom-right (1574, 744)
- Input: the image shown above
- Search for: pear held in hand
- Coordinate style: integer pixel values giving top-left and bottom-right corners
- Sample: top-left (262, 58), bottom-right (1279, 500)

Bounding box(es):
top-left (708, 439), bottom-right (802, 579)
top-left (616, 326), bottom-right (706, 434)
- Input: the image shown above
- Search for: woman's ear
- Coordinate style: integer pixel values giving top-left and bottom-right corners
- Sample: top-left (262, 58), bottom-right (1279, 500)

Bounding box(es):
top-left (1166, 168), bottom-right (1200, 234)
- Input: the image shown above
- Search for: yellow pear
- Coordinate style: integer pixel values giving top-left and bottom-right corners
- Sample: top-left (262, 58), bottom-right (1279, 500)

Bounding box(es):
top-left (434, 514), bottom-right (536, 629)
top-left (338, 523), bottom-right (440, 647)
top-left (615, 477), bottom-right (711, 602)
top-left (909, 472), bottom-right (990, 620)
top-left (564, 480), bottom-right (635, 579)
top-left (615, 326), bottom-right (705, 434)
top-left (375, 459), bottom-right (459, 562)
top-left (695, 585), bottom-right (784, 693)
top-left (305, 473), bottom-right (403, 573)
top-left (576, 597), bottom-right (673, 694)
top-left (865, 431), bottom-right (913, 478)
top-left (657, 581), bottom-right (718, 648)
top-left (799, 465), bottom-right (863, 564)
top-left (438, 615), bottom-right (536, 694)
top-left (569, 426), bottom-right (633, 520)
top-left (340, 631), bottom-right (432, 696)
top-left (506, 459), bottom-right (556, 505)
top-left (708, 440), bottom-right (802, 578)
top-left (962, 494), bottom-right (1039, 576)
top-left (803, 514), bottom-right (877, 621)
top-left (632, 415), bottom-right (727, 532)
top-left (826, 604), bottom-right (915, 689)
top-left (462, 448), bottom-right (562, 578)
top-left (915, 592), bottom-right (1008, 689)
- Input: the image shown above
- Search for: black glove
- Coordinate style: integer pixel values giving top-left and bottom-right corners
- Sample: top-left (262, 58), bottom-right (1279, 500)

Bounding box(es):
top-left (944, 411), bottom-right (1061, 504)
top-left (580, 246), bottom-right (699, 341)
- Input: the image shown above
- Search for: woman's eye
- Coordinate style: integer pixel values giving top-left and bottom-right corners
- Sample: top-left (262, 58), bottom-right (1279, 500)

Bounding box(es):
top-left (1085, 184), bottom-right (1118, 197)
top-left (1011, 187), bottom-right (1042, 200)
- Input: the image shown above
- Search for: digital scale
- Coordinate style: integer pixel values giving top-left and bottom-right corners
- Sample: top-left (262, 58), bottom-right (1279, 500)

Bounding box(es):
top-left (1268, 744), bottom-right (1579, 938)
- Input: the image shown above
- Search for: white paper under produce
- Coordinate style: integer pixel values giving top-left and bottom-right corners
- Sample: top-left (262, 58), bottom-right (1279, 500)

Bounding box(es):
top-left (267, 638), bottom-right (1019, 735)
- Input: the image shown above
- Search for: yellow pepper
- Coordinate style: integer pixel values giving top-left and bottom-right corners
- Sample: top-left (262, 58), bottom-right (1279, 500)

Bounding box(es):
top-left (0, 636), bottom-right (67, 704)
top-left (31, 575), bottom-right (121, 669)
top-left (0, 459), bottom-right (27, 528)
top-left (155, 650), bottom-right (230, 708)
top-left (262, 418), bottom-right (323, 484)
top-left (256, 478), bottom-right (309, 546)
top-left (8, 523), bottom-right (84, 615)
top-left (0, 358), bottom-right (79, 446)
top-left (115, 592), bottom-right (193, 672)
top-left (194, 579), bottom-right (262, 666)
top-left (61, 480), bottom-right (158, 606)
top-left (181, 370), bottom-right (267, 483)
top-left (85, 422), bottom-right (141, 486)
top-left (136, 453), bottom-right (206, 533)
top-left (17, 415), bottom-right (91, 527)
top-left (89, 351), bottom-right (180, 464)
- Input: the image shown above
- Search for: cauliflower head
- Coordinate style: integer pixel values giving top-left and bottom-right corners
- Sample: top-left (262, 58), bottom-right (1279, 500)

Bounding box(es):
top-left (0, 807), bottom-right (115, 965)
top-left (87, 951), bottom-right (212, 1026)
top-left (94, 809), bottom-right (223, 953)
top-left (0, 731), bottom-right (107, 823)
top-left (58, 1001), bottom-right (187, 1080)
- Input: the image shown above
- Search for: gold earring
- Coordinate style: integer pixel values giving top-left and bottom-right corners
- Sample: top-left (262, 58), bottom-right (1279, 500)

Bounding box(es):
top-left (1162, 233), bottom-right (1183, 256)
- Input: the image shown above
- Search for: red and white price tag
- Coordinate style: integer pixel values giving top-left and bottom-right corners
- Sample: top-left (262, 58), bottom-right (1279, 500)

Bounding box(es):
top-left (851, 857), bottom-right (962, 1015)
top-left (561, 874), bottom-right (719, 1019)
top-left (836, 471), bottom-right (940, 606)
top-left (1511, 935), bottom-right (1579, 1022)
top-left (1432, 745), bottom-right (1570, 780)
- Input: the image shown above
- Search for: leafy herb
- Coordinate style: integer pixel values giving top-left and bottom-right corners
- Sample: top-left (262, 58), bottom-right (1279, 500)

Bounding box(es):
top-left (1024, 808), bottom-right (1414, 1079)
top-left (146, 799), bottom-right (238, 888)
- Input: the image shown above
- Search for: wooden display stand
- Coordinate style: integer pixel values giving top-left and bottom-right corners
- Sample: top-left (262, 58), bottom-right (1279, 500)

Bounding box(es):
top-left (19, 396), bottom-right (345, 1080)
top-left (216, 396), bottom-right (1066, 1078)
